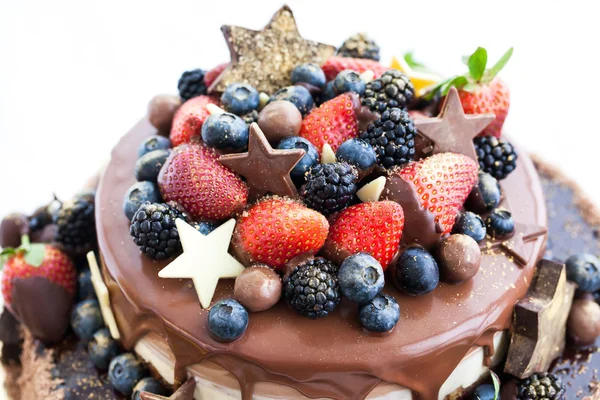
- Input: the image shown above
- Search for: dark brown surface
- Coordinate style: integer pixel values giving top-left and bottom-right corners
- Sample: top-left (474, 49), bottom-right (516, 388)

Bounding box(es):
top-left (95, 118), bottom-right (547, 400)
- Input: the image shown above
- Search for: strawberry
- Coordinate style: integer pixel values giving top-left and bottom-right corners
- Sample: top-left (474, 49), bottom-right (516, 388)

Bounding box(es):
top-left (321, 56), bottom-right (390, 81)
top-left (234, 198), bottom-right (329, 270)
top-left (324, 201), bottom-right (404, 269)
top-left (170, 95), bottom-right (220, 147)
top-left (1, 237), bottom-right (76, 306)
top-left (299, 93), bottom-right (359, 152)
top-left (205, 62), bottom-right (229, 89)
top-left (432, 47), bottom-right (512, 138)
top-left (398, 152), bottom-right (478, 234)
top-left (158, 142), bottom-right (248, 221)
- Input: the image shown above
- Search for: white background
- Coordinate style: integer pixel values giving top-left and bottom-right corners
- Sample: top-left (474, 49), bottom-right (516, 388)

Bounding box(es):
top-left (1, 0), bottom-right (599, 216)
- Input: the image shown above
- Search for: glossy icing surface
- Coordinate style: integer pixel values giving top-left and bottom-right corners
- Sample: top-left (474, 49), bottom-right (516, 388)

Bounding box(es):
top-left (96, 119), bottom-right (548, 400)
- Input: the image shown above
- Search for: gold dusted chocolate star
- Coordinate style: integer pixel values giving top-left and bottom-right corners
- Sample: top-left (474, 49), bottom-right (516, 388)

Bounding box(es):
top-left (140, 378), bottom-right (196, 400)
top-left (415, 87), bottom-right (495, 161)
top-left (219, 123), bottom-right (305, 198)
top-left (209, 6), bottom-right (336, 93)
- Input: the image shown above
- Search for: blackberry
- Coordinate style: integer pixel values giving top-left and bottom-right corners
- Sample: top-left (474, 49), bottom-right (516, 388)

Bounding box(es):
top-left (300, 162), bottom-right (358, 216)
top-left (54, 197), bottom-right (96, 254)
top-left (129, 202), bottom-right (185, 260)
top-left (177, 69), bottom-right (207, 101)
top-left (517, 372), bottom-right (565, 400)
top-left (360, 108), bottom-right (417, 169)
top-left (362, 70), bottom-right (415, 113)
top-left (473, 135), bottom-right (518, 180)
top-left (337, 33), bottom-right (380, 61)
top-left (284, 258), bottom-right (340, 318)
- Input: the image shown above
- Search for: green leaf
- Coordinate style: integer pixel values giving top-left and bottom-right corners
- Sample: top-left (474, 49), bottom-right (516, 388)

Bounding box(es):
top-left (461, 55), bottom-right (470, 65)
top-left (423, 77), bottom-right (451, 100)
top-left (441, 76), bottom-right (469, 95)
top-left (491, 371), bottom-right (501, 400)
top-left (462, 82), bottom-right (481, 92)
top-left (23, 243), bottom-right (45, 267)
top-left (403, 51), bottom-right (426, 70)
top-left (486, 47), bottom-right (514, 81)
top-left (468, 47), bottom-right (488, 81)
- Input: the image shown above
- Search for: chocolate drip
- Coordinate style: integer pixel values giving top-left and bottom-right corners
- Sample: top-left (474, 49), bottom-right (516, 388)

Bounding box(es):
top-left (96, 118), bottom-right (548, 399)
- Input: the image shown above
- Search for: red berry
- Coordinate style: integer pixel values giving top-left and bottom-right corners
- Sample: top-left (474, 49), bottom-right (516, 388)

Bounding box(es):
top-left (235, 198), bottom-right (329, 270)
top-left (458, 78), bottom-right (510, 138)
top-left (170, 95), bottom-right (220, 147)
top-left (399, 152), bottom-right (478, 234)
top-left (299, 93), bottom-right (359, 152)
top-left (158, 142), bottom-right (248, 221)
top-left (321, 56), bottom-right (389, 81)
top-left (325, 201), bottom-right (404, 269)
top-left (204, 63), bottom-right (229, 89)
top-left (1, 245), bottom-right (76, 306)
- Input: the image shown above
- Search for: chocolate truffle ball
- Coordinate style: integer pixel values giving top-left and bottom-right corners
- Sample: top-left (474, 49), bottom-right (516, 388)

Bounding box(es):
top-left (147, 94), bottom-right (181, 134)
top-left (234, 265), bottom-right (282, 312)
top-left (0, 213), bottom-right (29, 248)
top-left (257, 100), bottom-right (302, 144)
top-left (437, 234), bottom-right (482, 284)
top-left (567, 299), bottom-right (600, 346)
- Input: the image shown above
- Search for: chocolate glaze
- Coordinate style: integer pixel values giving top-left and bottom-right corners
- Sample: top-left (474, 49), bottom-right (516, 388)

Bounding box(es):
top-left (96, 118), bottom-right (547, 400)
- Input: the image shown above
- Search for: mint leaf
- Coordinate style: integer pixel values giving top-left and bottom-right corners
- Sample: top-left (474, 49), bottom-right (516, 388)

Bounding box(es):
top-left (441, 76), bottom-right (468, 95)
top-left (491, 371), bottom-right (500, 400)
top-left (468, 47), bottom-right (488, 81)
top-left (403, 51), bottom-right (425, 70)
top-left (487, 47), bottom-right (514, 81)
top-left (23, 243), bottom-right (45, 267)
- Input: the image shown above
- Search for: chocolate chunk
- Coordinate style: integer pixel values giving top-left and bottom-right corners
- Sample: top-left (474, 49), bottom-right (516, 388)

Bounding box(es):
top-left (504, 260), bottom-right (576, 378)
top-left (437, 234), bottom-right (481, 284)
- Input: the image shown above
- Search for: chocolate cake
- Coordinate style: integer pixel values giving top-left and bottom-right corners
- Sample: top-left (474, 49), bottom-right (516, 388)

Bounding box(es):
top-left (1, 6), bottom-right (599, 400)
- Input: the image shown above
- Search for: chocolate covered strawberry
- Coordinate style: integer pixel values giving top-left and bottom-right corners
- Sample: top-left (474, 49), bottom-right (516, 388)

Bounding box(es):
top-left (158, 142), bottom-right (248, 221)
top-left (324, 201), bottom-right (404, 269)
top-left (234, 198), bottom-right (329, 270)
top-left (170, 95), bottom-right (221, 146)
top-left (1, 237), bottom-right (77, 306)
top-left (398, 152), bottom-right (478, 234)
top-left (299, 93), bottom-right (359, 152)
top-left (321, 56), bottom-right (389, 81)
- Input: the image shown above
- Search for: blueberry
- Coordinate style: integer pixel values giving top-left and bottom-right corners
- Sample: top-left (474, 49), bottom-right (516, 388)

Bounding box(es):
top-left (394, 246), bottom-right (439, 295)
top-left (291, 63), bottom-right (326, 89)
top-left (88, 327), bottom-right (120, 370)
top-left (29, 204), bottom-right (53, 232)
top-left (108, 353), bottom-right (146, 396)
top-left (221, 83), bottom-right (260, 115)
top-left (335, 139), bottom-right (377, 172)
top-left (485, 208), bottom-right (514, 238)
top-left (333, 70), bottom-right (366, 96)
top-left (269, 86), bottom-right (314, 116)
top-left (201, 112), bottom-right (249, 151)
top-left (137, 135), bottom-right (171, 158)
top-left (468, 172), bottom-right (502, 213)
top-left (131, 377), bottom-right (168, 400)
top-left (277, 137), bottom-right (319, 180)
top-left (453, 212), bottom-right (486, 242)
top-left (77, 268), bottom-right (96, 301)
top-left (123, 181), bottom-right (161, 221)
top-left (339, 253), bottom-right (384, 304)
top-left (319, 81), bottom-right (337, 104)
top-left (472, 383), bottom-right (497, 400)
top-left (134, 149), bottom-right (170, 182)
top-left (208, 299), bottom-right (249, 342)
top-left (358, 293), bottom-right (400, 332)
top-left (565, 253), bottom-right (600, 292)
top-left (71, 299), bottom-right (104, 341)
top-left (193, 221), bottom-right (216, 236)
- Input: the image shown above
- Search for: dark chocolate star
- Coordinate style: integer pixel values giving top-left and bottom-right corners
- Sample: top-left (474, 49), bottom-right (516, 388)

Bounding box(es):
top-left (210, 6), bottom-right (336, 93)
top-left (504, 260), bottom-right (575, 378)
top-left (140, 378), bottom-right (196, 400)
top-left (481, 222), bottom-right (548, 266)
top-left (219, 123), bottom-right (305, 198)
top-left (414, 87), bottom-right (495, 161)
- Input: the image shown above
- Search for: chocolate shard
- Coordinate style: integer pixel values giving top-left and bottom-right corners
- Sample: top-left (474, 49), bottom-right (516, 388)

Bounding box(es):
top-left (11, 277), bottom-right (74, 344)
top-left (504, 259), bottom-right (576, 378)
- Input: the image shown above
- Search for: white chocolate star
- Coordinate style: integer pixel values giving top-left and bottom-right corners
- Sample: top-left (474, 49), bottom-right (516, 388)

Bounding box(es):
top-left (158, 219), bottom-right (245, 309)
top-left (86, 251), bottom-right (121, 340)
